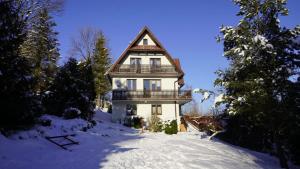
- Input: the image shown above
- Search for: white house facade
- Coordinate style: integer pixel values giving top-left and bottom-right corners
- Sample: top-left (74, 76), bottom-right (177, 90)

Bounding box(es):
top-left (106, 26), bottom-right (192, 127)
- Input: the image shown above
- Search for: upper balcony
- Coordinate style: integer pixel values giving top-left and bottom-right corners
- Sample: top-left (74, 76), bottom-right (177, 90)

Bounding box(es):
top-left (110, 64), bottom-right (180, 77)
top-left (112, 90), bottom-right (192, 104)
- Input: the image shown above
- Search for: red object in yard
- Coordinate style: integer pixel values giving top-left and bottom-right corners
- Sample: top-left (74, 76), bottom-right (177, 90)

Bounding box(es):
top-left (183, 115), bottom-right (223, 132)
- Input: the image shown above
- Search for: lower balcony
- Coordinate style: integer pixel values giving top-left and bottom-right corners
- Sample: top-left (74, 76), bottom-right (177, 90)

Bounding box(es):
top-left (112, 90), bottom-right (192, 103)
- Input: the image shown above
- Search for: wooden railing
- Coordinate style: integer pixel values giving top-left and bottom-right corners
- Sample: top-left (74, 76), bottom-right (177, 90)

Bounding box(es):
top-left (113, 64), bottom-right (177, 74)
top-left (112, 90), bottom-right (192, 100)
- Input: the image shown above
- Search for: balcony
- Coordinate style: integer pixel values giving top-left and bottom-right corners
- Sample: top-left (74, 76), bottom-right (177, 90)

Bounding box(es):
top-left (112, 90), bottom-right (192, 103)
top-left (112, 64), bottom-right (178, 75)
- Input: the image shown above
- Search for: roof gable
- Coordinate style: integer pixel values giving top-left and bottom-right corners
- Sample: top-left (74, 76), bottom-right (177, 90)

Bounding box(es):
top-left (107, 26), bottom-right (184, 75)
top-left (136, 34), bottom-right (156, 46)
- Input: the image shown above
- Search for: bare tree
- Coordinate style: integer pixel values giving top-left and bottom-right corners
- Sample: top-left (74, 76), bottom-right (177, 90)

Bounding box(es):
top-left (19, 0), bottom-right (64, 24)
top-left (207, 107), bottom-right (222, 117)
top-left (70, 27), bottom-right (102, 60)
top-left (181, 84), bottom-right (201, 117)
top-left (183, 99), bottom-right (202, 117)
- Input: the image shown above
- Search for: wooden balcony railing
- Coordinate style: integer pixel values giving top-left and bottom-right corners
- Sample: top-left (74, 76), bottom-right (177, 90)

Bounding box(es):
top-left (113, 64), bottom-right (177, 74)
top-left (112, 90), bottom-right (192, 101)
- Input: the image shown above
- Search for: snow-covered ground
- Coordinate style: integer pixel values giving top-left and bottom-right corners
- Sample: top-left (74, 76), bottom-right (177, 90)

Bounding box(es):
top-left (0, 111), bottom-right (297, 169)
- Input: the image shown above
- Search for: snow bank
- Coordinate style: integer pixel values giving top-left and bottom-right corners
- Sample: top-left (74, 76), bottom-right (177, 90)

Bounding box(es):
top-left (101, 132), bottom-right (286, 169)
top-left (1, 111), bottom-right (298, 169)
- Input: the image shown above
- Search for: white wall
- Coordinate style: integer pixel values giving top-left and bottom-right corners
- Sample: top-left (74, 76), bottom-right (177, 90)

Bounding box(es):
top-left (112, 103), bottom-right (126, 123)
top-left (112, 77), bottom-right (179, 90)
top-left (122, 54), bottom-right (172, 65)
top-left (137, 104), bottom-right (152, 120)
top-left (111, 32), bottom-right (182, 128)
top-left (160, 104), bottom-right (178, 122)
top-left (136, 34), bottom-right (156, 46)
top-left (112, 102), bottom-right (180, 124)
top-left (121, 33), bottom-right (172, 66)
top-left (137, 103), bottom-right (178, 122)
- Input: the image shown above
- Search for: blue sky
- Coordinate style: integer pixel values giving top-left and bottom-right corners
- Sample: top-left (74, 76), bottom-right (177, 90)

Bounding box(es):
top-left (54, 0), bottom-right (300, 112)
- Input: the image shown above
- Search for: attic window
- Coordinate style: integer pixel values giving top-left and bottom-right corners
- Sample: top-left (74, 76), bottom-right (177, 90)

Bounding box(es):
top-left (143, 39), bottom-right (148, 45)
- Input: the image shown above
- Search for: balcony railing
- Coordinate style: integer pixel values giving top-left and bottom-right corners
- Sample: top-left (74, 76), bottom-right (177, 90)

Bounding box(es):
top-left (113, 64), bottom-right (177, 74)
top-left (112, 90), bottom-right (192, 101)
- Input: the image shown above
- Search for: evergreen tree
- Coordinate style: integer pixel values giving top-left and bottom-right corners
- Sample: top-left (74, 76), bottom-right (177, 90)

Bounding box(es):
top-left (92, 33), bottom-right (111, 107)
top-left (215, 0), bottom-right (300, 167)
top-left (78, 58), bottom-right (96, 115)
top-left (0, 1), bottom-right (40, 131)
top-left (70, 28), bottom-right (112, 108)
top-left (44, 58), bottom-right (95, 120)
top-left (20, 7), bottom-right (59, 93)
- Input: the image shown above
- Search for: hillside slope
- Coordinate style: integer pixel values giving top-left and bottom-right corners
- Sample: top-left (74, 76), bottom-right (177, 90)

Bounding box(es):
top-left (0, 111), bottom-right (297, 169)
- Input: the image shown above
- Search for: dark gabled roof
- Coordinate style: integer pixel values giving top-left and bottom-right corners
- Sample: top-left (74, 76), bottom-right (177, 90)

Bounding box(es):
top-left (106, 26), bottom-right (184, 75)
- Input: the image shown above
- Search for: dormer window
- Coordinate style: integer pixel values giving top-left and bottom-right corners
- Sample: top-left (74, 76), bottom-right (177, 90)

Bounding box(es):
top-left (143, 38), bottom-right (148, 45)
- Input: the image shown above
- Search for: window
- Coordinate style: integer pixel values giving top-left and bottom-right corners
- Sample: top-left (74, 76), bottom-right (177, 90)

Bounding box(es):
top-left (144, 79), bottom-right (161, 91)
top-left (130, 58), bottom-right (141, 66)
top-left (130, 58), bottom-right (141, 73)
top-left (115, 79), bottom-right (122, 88)
top-left (143, 38), bottom-right (148, 45)
top-left (150, 58), bottom-right (161, 68)
top-left (126, 104), bottom-right (137, 115)
top-left (152, 104), bottom-right (162, 115)
top-left (127, 79), bottom-right (136, 90)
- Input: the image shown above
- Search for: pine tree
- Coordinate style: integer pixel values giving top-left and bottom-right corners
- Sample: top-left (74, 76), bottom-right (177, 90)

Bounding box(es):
top-left (20, 7), bottom-right (59, 93)
top-left (78, 58), bottom-right (96, 117)
top-left (0, 1), bottom-right (40, 131)
top-left (92, 33), bottom-right (111, 108)
top-left (44, 58), bottom-right (95, 120)
top-left (215, 0), bottom-right (300, 167)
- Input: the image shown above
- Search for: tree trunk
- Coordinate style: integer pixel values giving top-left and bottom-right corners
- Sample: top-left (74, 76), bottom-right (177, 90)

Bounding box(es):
top-left (100, 95), bottom-right (105, 108)
top-left (96, 94), bottom-right (101, 108)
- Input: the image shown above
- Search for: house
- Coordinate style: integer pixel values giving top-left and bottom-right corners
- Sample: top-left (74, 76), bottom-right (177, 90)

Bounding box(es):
top-left (106, 26), bottom-right (192, 128)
